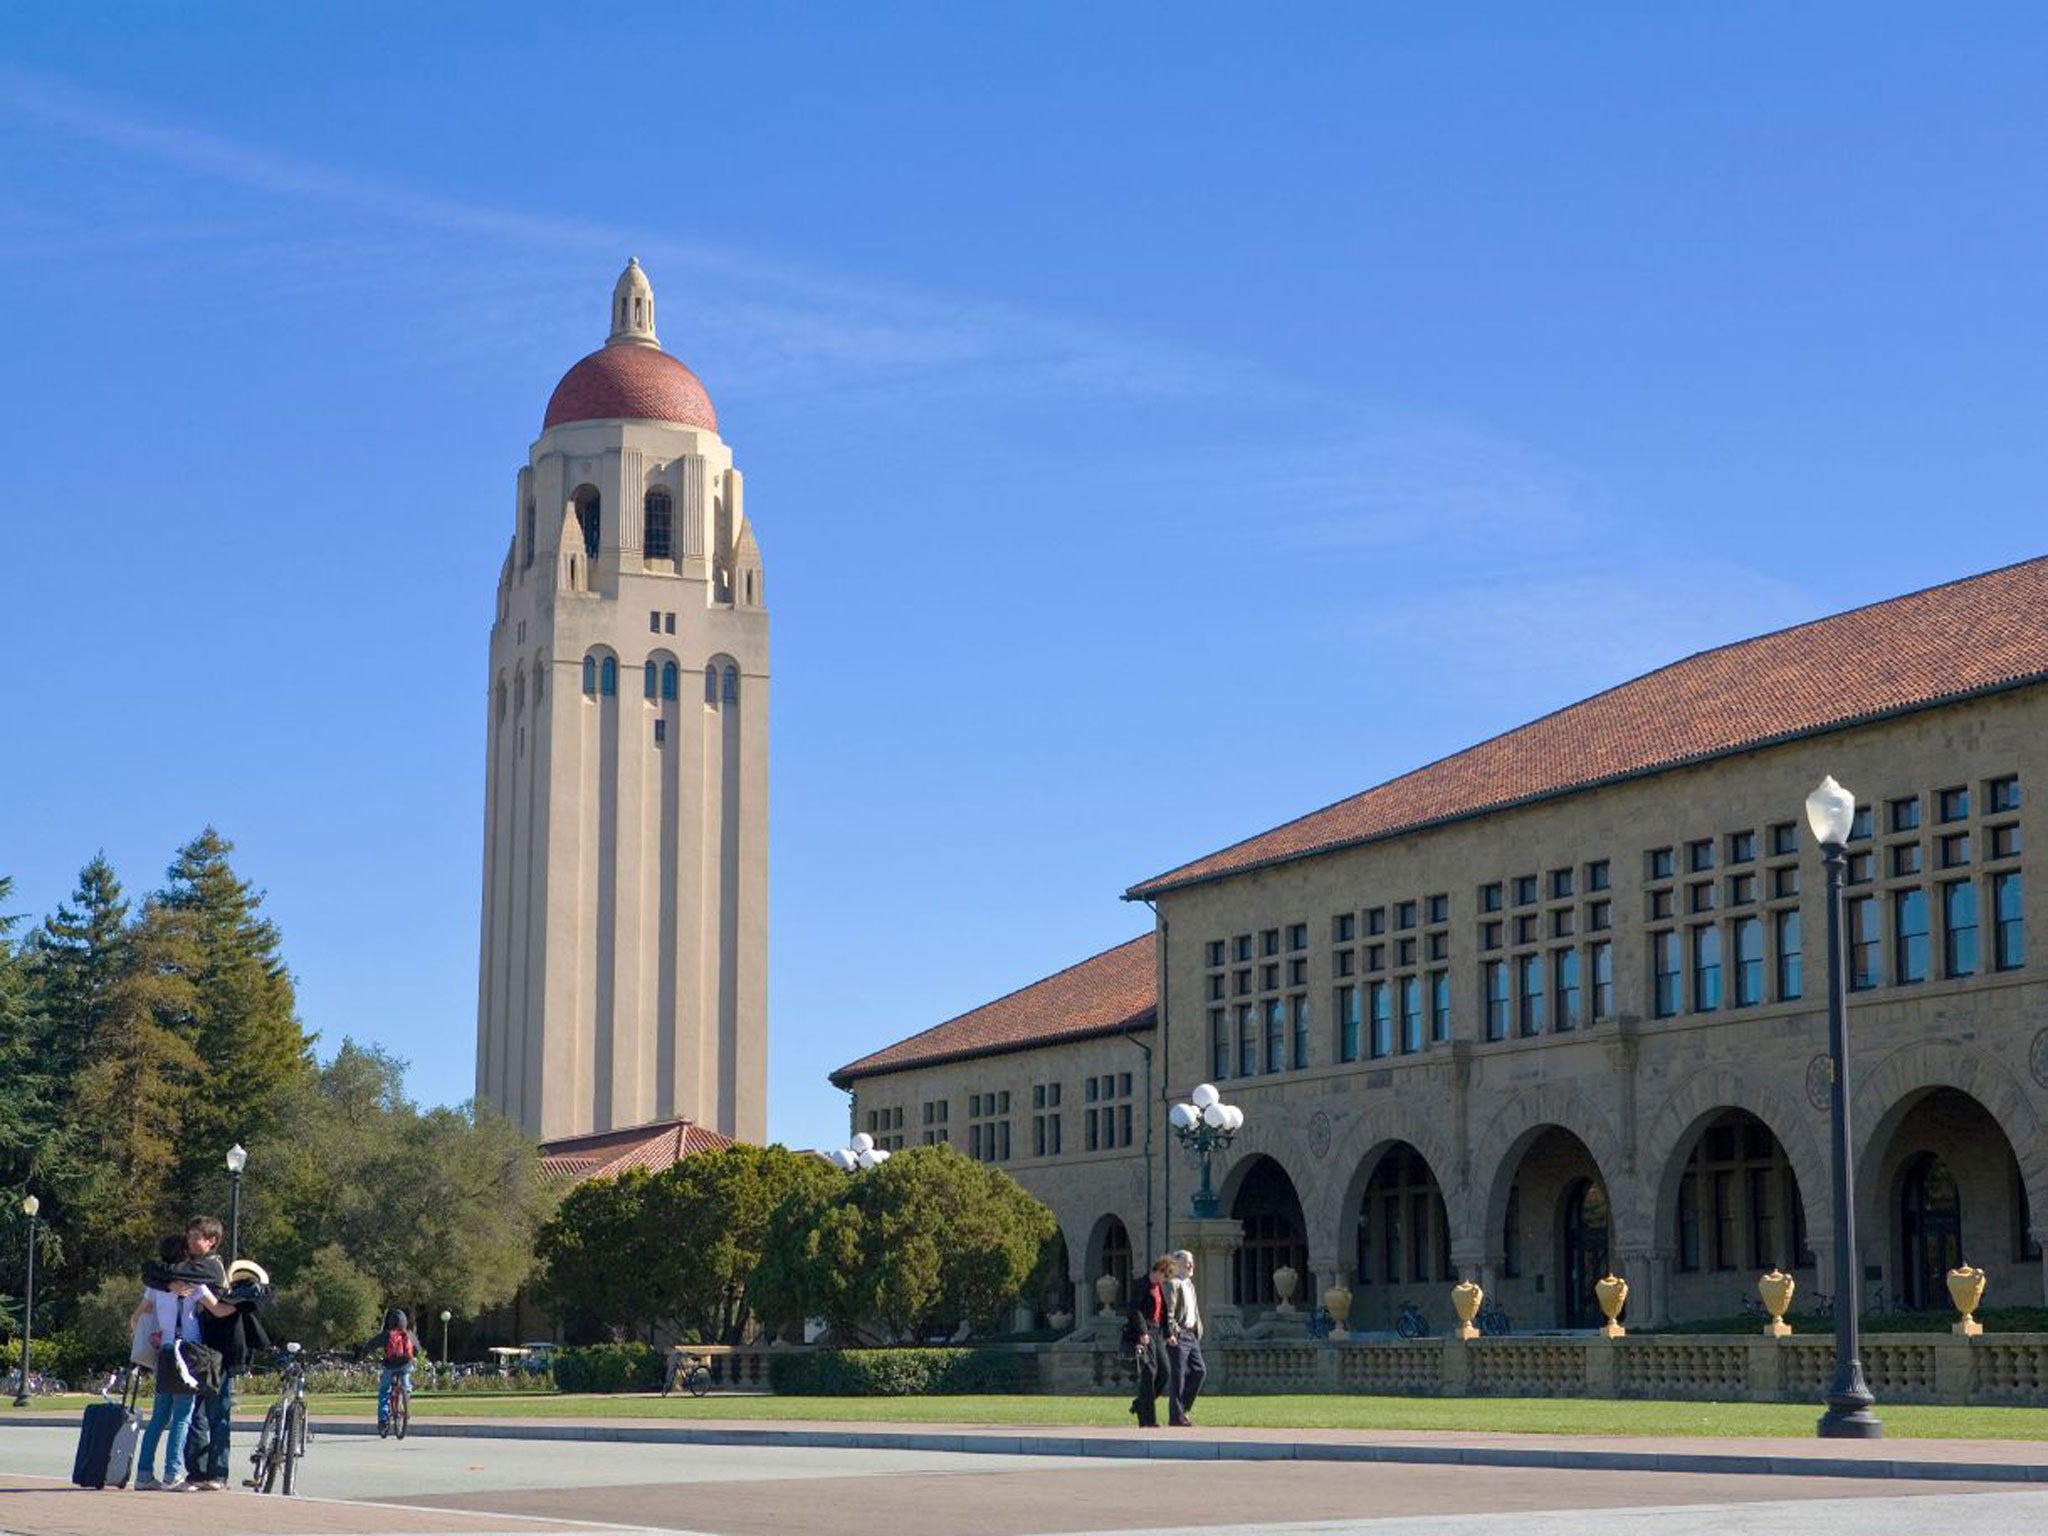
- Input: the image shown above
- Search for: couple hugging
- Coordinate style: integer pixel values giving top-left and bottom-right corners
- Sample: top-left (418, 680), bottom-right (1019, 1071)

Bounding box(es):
top-left (131, 1214), bottom-right (271, 1491)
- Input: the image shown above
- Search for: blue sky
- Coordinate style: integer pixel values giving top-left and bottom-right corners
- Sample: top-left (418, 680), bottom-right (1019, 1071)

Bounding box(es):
top-left (4, 4), bottom-right (2046, 1150)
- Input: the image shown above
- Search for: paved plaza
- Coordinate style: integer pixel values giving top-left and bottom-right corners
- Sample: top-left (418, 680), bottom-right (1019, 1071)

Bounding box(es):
top-left (4, 1417), bottom-right (2048, 1536)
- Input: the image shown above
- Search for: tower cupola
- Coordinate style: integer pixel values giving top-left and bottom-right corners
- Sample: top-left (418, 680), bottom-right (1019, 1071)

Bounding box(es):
top-left (609, 257), bottom-right (659, 347)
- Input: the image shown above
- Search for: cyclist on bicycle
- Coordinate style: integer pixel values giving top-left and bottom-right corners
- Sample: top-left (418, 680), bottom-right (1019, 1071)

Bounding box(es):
top-left (369, 1309), bottom-right (421, 1434)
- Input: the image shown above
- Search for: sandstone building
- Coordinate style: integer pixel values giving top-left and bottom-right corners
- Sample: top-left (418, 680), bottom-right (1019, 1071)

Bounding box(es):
top-left (478, 261), bottom-right (768, 1143)
top-left (836, 558), bottom-right (2047, 1332)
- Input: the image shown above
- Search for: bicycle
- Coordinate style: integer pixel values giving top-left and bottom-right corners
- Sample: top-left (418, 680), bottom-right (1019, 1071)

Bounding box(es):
top-left (11, 1370), bottom-right (66, 1397)
top-left (1394, 1300), bottom-right (1432, 1340)
top-left (660, 1351), bottom-right (711, 1397)
top-left (382, 1370), bottom-right (412, 1439)
top-left (1475, 1301), bottom-right (1513, 1336)
top-left (247, 1343), bottom-right (309, 1495)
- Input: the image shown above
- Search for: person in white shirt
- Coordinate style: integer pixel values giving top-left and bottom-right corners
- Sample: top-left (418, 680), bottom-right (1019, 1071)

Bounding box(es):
top-left (1169, 1249), bottom-right (1206, 1424)
top-left (134, 1236), bottom-right (215, 1490)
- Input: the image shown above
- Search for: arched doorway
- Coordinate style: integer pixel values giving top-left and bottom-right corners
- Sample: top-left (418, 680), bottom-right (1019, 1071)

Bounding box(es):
top-left (1085, 1215), bottom-right (1133, 1310)
top-left (1230, 1156), bottom-right (1310, 1307)
top-left (1034, 1229), bottom-right (1074, 1326)
top-left (1562, 1178), bottom-right (1611, 1327)
top-left (1661, 1108), bottom-right (1815, 1322)
top-left (1348, 1142), bottom-right (1452, 1329)
top-left (1899, 1153), bottom-right (1962, 1311)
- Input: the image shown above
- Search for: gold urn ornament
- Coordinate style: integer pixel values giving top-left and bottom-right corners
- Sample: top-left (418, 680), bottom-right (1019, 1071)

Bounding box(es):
top-left (1095, 1272), bottom-right (1121, 1316)
top-left (1757, 1269), bottom-right (1795, 1338)
top-left (1451, 1279), bottom-right (1484, 1341)
top-left (1322, 1283), bottom-right (1353, 1339)
top-left (1272, 1264), bottom-right (1299, 1314)
top-left (1947, 1264), bottom-right (1987, 1337)
top-left (1593, 1274), bottom-right (1628, 1339)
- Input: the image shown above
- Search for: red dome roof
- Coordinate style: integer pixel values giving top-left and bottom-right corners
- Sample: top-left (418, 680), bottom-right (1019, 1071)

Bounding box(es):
top-left (543, 343), bottom-right (719, 433)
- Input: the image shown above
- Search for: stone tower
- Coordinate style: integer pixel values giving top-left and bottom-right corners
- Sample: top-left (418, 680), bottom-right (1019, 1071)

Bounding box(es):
top-left (476, 260), bottom-right (768, 1143)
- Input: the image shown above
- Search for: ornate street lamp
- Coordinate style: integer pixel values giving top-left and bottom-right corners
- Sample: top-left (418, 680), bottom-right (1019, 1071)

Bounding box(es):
top-left (225, 1143), bottom-right (248, 1260)
top-left (1168, 1084), bottom-right (1243, 1218)
top-left (829, 1132), bottom-right (891, 1172)
top-left (1806, 774), bottom-right (1881, 1439)
top-left (12, 1195), bottom-right (38, 1408)
top-left (440, 1309), bottom-right (454, 1366)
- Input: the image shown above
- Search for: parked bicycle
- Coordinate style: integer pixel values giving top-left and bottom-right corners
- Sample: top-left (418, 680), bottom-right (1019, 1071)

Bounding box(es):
top-left (10, 1370), bottom-right (67, 1397)
top-left (1394, 1300), bottom-right (1432, 1339)
top-left (661, 1350), bottom-right (711, 1397)
top-left (248, 1343), bottom-right (310, 1495)
top-left (1475, 1301), bottom-right (1513, 1336)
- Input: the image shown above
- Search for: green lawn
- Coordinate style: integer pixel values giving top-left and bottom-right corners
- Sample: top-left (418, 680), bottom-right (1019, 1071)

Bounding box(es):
top-left (250, 1390), bottom-right (2048, 1440)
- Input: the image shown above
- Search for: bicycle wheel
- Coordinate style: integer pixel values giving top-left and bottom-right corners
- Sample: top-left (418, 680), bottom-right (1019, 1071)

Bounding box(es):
top-left (281, 1402), bottom-right (303, 1496)
top-left (253, 1404), bottom-right (284, 1492)
top-left (687, 1366), bottom-right (710, 1398)
top-left (394, 1386), bottom-right (411, 1439)
top-left (1395, 1312), bottom-right (1422, 1340)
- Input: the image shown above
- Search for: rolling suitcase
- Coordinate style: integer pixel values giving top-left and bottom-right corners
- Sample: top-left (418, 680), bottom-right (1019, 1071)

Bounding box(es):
top-left (72, 1367), bottom-right (142, 1489)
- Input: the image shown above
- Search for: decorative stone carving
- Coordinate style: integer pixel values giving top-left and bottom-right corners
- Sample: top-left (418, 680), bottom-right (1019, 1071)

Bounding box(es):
top-left (1948, 1264), bottom-right (1986, 1337)
top-left (1595, 1274), bottom-right (1629, 1339)
top-left (1451, 1279), bottom-right (1484, 1341)
top-left (1272, 1264), bottom-right (1299, 1314)
top-left (1758, 1269), bottom-right (1795, 1338)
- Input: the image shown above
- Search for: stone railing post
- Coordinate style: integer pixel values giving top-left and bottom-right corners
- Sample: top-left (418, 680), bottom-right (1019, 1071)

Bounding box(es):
top-left (1584, 1334), bottom-right (1619, 1396)
top-left (1935, 1335), bottom-right (1974, 1401)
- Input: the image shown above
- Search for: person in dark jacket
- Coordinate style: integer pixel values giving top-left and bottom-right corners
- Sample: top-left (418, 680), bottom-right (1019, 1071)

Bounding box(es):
top-left (369, 1308), bottom-right (422, 1433)
top-left (1125, 1256), bottom-right (1180, 1428)
top-left (186, 1258), bottom-right (271, 1488)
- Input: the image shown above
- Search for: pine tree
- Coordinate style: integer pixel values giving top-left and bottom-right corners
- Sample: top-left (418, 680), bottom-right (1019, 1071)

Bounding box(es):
top-left (153, 829), bottom-right (316, 1208)
top-left (27, 854), bottom-right (130, 1085)
top-left (0, 876), bottom-right (59, 1195)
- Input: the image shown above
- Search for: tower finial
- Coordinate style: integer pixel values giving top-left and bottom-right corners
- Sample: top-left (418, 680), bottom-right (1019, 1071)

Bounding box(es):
top-left (608, 258), bottom-right (659, 348)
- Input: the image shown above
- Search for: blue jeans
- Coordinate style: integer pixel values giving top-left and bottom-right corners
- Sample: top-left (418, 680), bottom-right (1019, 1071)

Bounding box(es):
top-left (139, 1390), bottom-right (196, 1482)
top-left (183, 1378), bottom-right (234, 1483)
top-left (378, 1364), bottom-right (412, 1424)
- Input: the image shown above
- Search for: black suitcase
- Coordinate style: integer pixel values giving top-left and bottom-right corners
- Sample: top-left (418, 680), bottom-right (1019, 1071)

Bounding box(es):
top-left (72, 1368), bottom-right (142, 1489)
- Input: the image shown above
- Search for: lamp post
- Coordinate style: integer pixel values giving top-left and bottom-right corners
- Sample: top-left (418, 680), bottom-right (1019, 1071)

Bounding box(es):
top-left (1167, 1084), bottom-right (1243, 1218)
top-left (225, 1143), bottom-right (248, 1261)
top-left (12, 1195), bottom-right (38, 1408)
top-left (828, 1133), bottom-right (891, 1172)
top-left (440, 1309), bottom-right (453, 1366)
top-left (1806, 774), bottom-right (1882, 1439)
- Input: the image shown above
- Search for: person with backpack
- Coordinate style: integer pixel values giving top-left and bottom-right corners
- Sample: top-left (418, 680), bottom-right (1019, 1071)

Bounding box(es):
top-left (369, 1308), bottom-right (421, 1434)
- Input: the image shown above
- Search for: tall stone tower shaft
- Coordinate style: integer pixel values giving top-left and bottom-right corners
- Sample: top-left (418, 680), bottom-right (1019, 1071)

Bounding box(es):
top-left (476, 260), bottom-right (768, 1142)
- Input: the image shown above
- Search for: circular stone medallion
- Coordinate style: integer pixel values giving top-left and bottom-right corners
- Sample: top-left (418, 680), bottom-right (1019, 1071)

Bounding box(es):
top-left (2031, 1028), bottom-right (2048, 1090)
top-left (1805, 1054), bottom-right (1833, 1113)
top-left (1308, 1110), bottom-right (1332, 1160)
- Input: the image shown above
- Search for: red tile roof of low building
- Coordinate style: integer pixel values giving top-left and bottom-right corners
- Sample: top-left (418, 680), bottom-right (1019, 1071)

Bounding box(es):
top-left (831, 932), bottom-right (1156, 1086)
top-left (537, 1116), bottom-right (733, 1184)
top-left (1128, 555), bottom-right (2048, 899)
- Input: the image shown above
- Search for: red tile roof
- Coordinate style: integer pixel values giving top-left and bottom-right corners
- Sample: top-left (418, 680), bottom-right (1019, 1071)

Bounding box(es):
top-left (831, 933), bottom-right (1156, 1086)
top-left (544, 342), bottom-right (719, 433)
top-left (537, 1116), bottom-right (733, 1185)
top-left (1129, 555), bottom-right (2048, 899)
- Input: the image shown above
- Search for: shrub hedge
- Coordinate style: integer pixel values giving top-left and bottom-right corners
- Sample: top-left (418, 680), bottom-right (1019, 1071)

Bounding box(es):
top-left (767, 1348), bottom-right (1031, 1396)
top-left (551, 1343), bottom-right (664, 1393)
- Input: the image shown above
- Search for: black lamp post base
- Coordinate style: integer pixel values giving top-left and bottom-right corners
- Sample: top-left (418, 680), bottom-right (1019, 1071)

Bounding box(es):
top-left (1817, 1405), bottom-right (1884, 1439)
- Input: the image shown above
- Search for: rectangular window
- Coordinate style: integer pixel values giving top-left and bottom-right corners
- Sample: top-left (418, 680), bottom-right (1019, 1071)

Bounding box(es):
top-left (1369, 981), bottom-right (1392, 1059)
top-left (1288, 957), bottom-right (1307, 987)
top-left (1727, 830), bottom-right (1756, 864)
top-left (1395, 900), bottom-right (1417, 930)
top-left (1287, 922), bottom-right (1308, 951)
top-left (1989, 775), bottom-right (2022, 813)
top-left (1650, 888), bottom-right (1674, 920)
top-left (1367, 908), bottom-right (1387, 935)
top-left (1481, 882), bottom-right (1503, 913)
top-left (1366, 943), bottom-right (1385, 972)
top-left (1848, 895), bottom-right (1879, 990)
top-left (1894, 888), bottom-right (1929, 984)
top-left (1427, 893), bottom-right (1450, 924)
top-left (1891, 843), bottom-right (1922, 878)
top-left (1688, 838), bottom-right (1715, 872)
top-left (1847, 849), bottom-right (1875, 883)
top-left (1654, 931), bottom-right (1681, 1017)
top-left (1265, 998), bottom-right (1286, 1073)
top-left (1206, 940), bottom-right (1226, 968)
top-left (1427, 931), bottom-right (1449, 960)
top-left (1400, 975), bottom-right (1422, 1053)
top-left (1939, 785), bottom-right (1971, 822)
top-left (1335, 949), bottom-right (1354, 977)
top-left (1235, 935), bottom-right (1253, 962)
top-left (1291, 994), bottom-right (1310, 1069)
top-left (1235, 969), bottom-right (1252, 996)
top-left (1484, 961), bottom-right (1509, 1040)
top-left (1690, 881), bottom-right (1716, 913)
top-left (1775, 908), bottom-right (1802, 1000)
top-left (1334, 914), bottom-right (1355, 944)
top-left (1549, 867), bottom-right (1574, 899)
top-left (1732, 914), bottom-right (1763, 1005)
top-left (1553, 946), bottom-right (1580, 1031)
top-left (1430, 969), bottom-right (1450, 1041)
top-left (1588, 899), bottom-right (1611, 931)
top-left (1481, 920), bottom-right (1502, 950)
top-left (1649, 847), bottom-right (1675, 880)
top-left (1517, 953), bottom-right (1545, 1036)
top-left (1262, 928), bottom-right (1280, 956)
top-left (1208, 975), bottom-right (1225, 1002)
top-left (1587, 859), bottom-right (1611, 891)
top-left (1514, 913), bottom-right (1539, 944)
top-left (1552, 908), bottom-right (1576, 938)
top-left (649, 609), bottom-right (661, 632)
top-left (1261, 962), bottom-right (1279, 991)
top-left (1692, 923), bottom-right (1721, 1012)
top-left (1396, 937), bottom-right (1416, 967)
top-left (664, 612), bottom-right (676, 634)
top-left (1590, 940), bottom-right (1612, 1020)
top-left (1850, 805), bottom-right (1873, 841)
top-left (1337, 985), bottom-right (1360, 1062)
top-left (1210, 1008), bottom-right (1230, 1080)
top-left (1943, 879), bottom-right (1977, 979)
top-left (653, 717), bottom-right (667, 745)
top-left (1237, 1003), bottom-right (1257, 1076)
top-left (1890, 796), bottom-right (1921, 833)
top-left (1514, 875), bottom-right (1538, 906)
top-left (1941, 832), bottom-right (1971, 868)
top-left (1991, 823), bottom-right (2022, 860)
top-left (1994, 871), bottom-right (2025, 970)
top-left (1770, 821), bottom-right (1799, 856)
top-left (1728, 872), bottom-right (1755, 905)
top-left (1772, 865), bottom-right (1800, 899)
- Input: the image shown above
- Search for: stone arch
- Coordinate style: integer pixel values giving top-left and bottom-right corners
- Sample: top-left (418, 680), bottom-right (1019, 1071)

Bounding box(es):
top-left (1080, 1209), bottom-right (1139, 1312)
top-left (1220, 1152), bottom-right (1313, 1306)
top-left (1308, 1100), bottom-right (1464, 1247)
top-left (1469, 1082), bottom-right (1629, 1248)
top-left (1852, 1038), bottom-right (2048, 1243)
top-left (1639, 1065), bottom-right (1831, 1255)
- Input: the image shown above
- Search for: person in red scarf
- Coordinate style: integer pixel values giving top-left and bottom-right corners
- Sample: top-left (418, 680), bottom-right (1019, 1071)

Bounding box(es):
top-left (1125, 1255), bottom-right (1183, 1427)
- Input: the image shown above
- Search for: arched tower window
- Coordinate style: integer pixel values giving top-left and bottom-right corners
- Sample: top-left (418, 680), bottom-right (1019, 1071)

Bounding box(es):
top-left (660, 662), bottom-right (677, 700)
top-left (495, 678), bottom-right (507, 722)
top-left (514, 672), bottom-right (526, 713)
top-left (599, 656), bottom-right (618, 697)
top-left (644, 661), bottom-right (659, 699)
top-left (704, 664), bottom-right (719, 705)
top-left (573, 485), bottom-right (601, 561)
top-left (581, 656), bottom-right (597, 697)
top-left (522, 498), bottom-right (536, 569)
top-left (644, 488), bottom-right (674, 562)
top-left (722, 665), bottom-right (739, 704)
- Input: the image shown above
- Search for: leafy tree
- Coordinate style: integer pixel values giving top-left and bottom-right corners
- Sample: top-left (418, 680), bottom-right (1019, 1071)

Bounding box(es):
top-left (0, 875), bottom-right (59, 1196)
top-left (535, 1168), bottom-right (660, 1343)
top-left (267, 1244), bottom-right (381, 1350)
top-left (754, 1146), bottom-right (1056, 1341)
